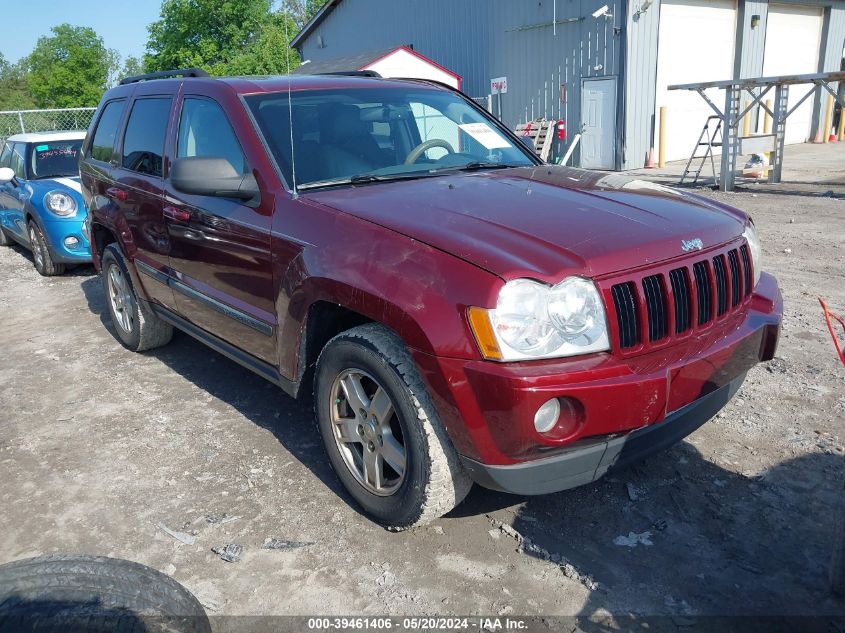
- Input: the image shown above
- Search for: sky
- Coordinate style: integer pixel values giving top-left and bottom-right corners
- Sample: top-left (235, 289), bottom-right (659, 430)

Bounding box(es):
top-left (2, 1), bottom-right (163, 64)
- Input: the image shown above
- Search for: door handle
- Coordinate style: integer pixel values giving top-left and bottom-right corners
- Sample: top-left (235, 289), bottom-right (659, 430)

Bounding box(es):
top-left (106, 186), bottom-right (127, 202)
top-left (163, 206), bottom-right (191, 223)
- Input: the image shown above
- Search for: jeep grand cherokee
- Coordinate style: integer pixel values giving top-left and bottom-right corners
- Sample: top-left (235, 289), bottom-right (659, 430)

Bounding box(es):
top-left (80, 69), bottom-right (782, 528)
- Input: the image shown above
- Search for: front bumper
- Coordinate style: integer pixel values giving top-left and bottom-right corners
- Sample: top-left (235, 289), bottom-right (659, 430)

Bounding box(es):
top-left (413, 272), bottom-right (782, 493)
top-left (41, 218), bottom-right (91, 264)
top-left (460, 372), bottom-right (745, 495)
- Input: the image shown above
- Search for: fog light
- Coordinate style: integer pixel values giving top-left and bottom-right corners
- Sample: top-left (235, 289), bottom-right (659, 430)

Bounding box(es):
top-left (64, 236), bottom-right (80, 248)
top-left (534, 398), bottom-right (561, 433)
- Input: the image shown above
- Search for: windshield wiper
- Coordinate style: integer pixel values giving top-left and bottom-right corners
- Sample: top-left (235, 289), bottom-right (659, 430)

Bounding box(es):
top-left (298, 171), bottom-right (441, 190)
top-left (431, 162), bottom-right (519, 174)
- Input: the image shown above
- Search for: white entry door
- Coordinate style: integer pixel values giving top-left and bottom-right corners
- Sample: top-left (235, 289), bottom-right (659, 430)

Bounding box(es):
top-left (580, 77), bottom-right (616, 170)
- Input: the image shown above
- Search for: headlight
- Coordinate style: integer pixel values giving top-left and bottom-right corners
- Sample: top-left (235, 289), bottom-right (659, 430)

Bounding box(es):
top-left (44, 190), bottom-right (78, 217)
top-left (742, 222), bottom-right (762, 286)
top-left (468, 277), bottom-right (610, 361)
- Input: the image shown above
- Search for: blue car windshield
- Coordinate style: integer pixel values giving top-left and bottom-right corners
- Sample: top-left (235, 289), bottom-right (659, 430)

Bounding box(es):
top-left (30, 140), bottom-right (82, 179)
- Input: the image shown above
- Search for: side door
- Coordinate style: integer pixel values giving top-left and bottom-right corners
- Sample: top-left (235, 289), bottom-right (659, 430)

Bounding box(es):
top-left (0, 142), bottom-right (14, 232)
top-left (111, 95), bottom-right (178, 310)
top-left (580, 77), bottom-right (617, 170)
top-left (2, 142), bottom-right (29, 241)
top-left (163, 94), bottom-right (275, 363)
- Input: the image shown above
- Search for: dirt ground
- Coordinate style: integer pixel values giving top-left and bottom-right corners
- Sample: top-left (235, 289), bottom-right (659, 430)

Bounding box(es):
top-left (0, 143), bottom-right (843, 626)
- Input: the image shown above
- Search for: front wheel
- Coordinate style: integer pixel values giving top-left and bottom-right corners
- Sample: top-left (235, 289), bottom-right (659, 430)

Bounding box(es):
top-left (28, 221), bottom-right (65, 276)
top-left (314, 324), bottom-right (471, 529)
top-left (101, 244), bottom-right (173, 352)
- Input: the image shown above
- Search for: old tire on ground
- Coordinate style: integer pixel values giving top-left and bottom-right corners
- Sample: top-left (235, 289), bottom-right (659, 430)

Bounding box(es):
top-left (0, 555), bottom-right (211, 633)
top-left (831, 479), bottom-right (845, 596)
top-left (28, 221), bottom-right (65, 276)
top-left (101, 244), bottom-right (173, 352)
top-left (314, 323), bottom-right (472, 529)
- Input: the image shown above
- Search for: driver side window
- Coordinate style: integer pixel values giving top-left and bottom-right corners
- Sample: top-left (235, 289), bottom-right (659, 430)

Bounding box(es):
top-left (0, 143), bottom-right (11, 169)
top-left (177, 97), bottom-right (247, 174)
top-left (9, 143), bottom-right (26, 179)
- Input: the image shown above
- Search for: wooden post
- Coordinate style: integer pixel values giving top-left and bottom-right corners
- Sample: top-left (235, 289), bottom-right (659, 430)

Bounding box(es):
top-left (838, 104), bottom-right (845, 142)
top-left (823, 94), bottom-right (834, 143)
top-left (764, 99), bottom-right (773, 177)
top-left (742, 99), bottom-right (751, 138)
top-left (764, 99), bottom-right (773, 134)
top-left (658, 106), bottom-right (667, 168)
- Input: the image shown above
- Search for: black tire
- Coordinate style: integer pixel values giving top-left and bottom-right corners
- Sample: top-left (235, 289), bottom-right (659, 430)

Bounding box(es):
top-left (101, 244), bottom-right (173, 352)
top-left (831, 479), bottom-right (845, 596)
top-left (314, 323), bottom-right (471, 529)
top-left (0, 227), bottom-right (10, 246)
top-left (28, 221), bottom-right (65, 276)
top-left (0, 555), bottom-right (211, 633)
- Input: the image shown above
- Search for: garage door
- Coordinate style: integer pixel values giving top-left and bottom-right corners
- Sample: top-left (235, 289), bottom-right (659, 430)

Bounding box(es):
top-left (655, 0), bottom-right (737, 163)
top-left (762, 4), bottom-right (823, 144)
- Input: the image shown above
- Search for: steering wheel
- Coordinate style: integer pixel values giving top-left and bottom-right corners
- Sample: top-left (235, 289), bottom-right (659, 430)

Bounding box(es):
top-left (404, 139), bottom-right (456, 165)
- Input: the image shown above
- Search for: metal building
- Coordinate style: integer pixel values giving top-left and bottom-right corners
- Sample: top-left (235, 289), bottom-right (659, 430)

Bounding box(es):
top-left (291, 0), bottom-right (845, 170)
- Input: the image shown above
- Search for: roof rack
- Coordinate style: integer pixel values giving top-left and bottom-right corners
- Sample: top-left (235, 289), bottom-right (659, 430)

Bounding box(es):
top-left (120, 68), bottom-right (209, 85)
top-left (315, 70), bottom-right (382, 78)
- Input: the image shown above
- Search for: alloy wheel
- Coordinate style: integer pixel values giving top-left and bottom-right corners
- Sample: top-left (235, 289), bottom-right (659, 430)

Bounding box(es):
top-left (29, 226), bottom-right (44, 271)
top-left (107, 264), bottom-right (135, 334)
top-left (329, 369), bottom-right (407, 496)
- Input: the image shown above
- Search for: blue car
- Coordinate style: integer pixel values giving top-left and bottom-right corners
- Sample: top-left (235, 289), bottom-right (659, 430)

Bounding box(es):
top-left (0, 131), bottom-right (91, 275)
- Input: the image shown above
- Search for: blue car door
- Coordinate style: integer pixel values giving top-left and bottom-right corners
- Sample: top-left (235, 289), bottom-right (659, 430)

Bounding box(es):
top-left (0, 142), bottom-right (15, 234)
top-left (0, 142), bottom-right (28, 241)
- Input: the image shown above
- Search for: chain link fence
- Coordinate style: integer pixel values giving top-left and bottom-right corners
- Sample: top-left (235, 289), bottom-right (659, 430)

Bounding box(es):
top-left (0, 108), bottom-right (96, 143)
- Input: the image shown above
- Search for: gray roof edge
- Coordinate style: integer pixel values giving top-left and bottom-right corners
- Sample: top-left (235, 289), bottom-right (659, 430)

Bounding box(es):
top-left (290, 0), bottom-right (343, 49)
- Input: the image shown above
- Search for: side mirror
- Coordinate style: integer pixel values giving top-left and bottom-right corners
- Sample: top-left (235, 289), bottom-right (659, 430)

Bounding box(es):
top-left (170, 157), bottom-right (260, 207)
top-left (518, 135), bottom-right (536, 152)
top-left (0, 167), bottom-right (17, 186)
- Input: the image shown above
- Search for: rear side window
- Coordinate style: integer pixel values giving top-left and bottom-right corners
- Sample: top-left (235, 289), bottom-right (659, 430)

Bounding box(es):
top-left (90, 100), bottom-right (126, 163)
top-left (0, 143), bottom-right (11, 169)
top-left (9, 143), bottom-right (26, 179)
top-left (122, 97), bottom-right (172, 177)
top-left (177, 97), bottom-right (247, 174)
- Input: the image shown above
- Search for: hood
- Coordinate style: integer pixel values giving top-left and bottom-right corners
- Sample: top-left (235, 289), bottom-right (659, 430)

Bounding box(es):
top-left (303, 166), bottom-right (748, 281)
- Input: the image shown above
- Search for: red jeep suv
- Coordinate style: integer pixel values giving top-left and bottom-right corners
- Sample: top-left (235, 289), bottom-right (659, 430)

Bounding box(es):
top-left (80, 69), bottom-right (782, 528)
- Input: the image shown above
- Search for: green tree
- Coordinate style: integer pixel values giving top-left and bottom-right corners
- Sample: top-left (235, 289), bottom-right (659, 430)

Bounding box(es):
top-left (145, 0), bottom-right (276, 74)
top-left (224, 12), bottom-right (300, 75)
top-left (283, 0), bottom-right (328, 30)
top-left (26, 24), bottom-right (117, 108)
top-left (0, 53), bottom-right (36, 111)
top-left (118, 55), bottom-right (145, 82)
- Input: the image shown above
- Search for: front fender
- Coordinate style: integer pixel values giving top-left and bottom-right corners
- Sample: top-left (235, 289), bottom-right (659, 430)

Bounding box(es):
top-left (277, 217), bottom-right (498, 375)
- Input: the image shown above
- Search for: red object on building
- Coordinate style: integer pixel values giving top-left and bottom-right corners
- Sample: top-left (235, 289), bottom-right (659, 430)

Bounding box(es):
top-left (557, 120), bottom-right (566, 141)
top-left (523, 122), bottom-right (533, 137)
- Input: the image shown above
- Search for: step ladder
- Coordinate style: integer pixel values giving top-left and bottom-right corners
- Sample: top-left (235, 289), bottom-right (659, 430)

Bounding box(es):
top-left (680, 116), bottom-right (723, 185)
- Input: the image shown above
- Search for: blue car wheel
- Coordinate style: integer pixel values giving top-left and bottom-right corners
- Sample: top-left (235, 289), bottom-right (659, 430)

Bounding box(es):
top-left (28, 221), bottom-right (66, 276)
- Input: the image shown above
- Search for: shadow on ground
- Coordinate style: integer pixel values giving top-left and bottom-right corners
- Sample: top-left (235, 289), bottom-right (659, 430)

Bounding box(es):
top-left (79, 274), bottom-right (844, 622)
top-left (79, 276), bottom-right (353, 509)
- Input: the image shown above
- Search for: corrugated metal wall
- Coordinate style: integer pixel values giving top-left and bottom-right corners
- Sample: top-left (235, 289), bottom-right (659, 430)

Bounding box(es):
top-left (298, 0), bottom-right (845, 170)
top-left (298, 0), bottom-right (496, 98)
top-left (299, 0), bottom-right (624, 166)
top-left (735, 0), bottom-right (768, 78)
top-left (621, 0), bottom-right (660, 170)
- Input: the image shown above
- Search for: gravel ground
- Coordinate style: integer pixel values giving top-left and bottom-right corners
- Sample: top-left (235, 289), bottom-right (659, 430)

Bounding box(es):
top-left (0, 145), bottom-right (843, 625)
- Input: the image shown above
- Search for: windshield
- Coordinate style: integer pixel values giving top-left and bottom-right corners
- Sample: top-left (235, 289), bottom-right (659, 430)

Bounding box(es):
top-left (245, 86), bottom-right (536, 189)
top-left (29, 140), bottom-right (83, 179)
